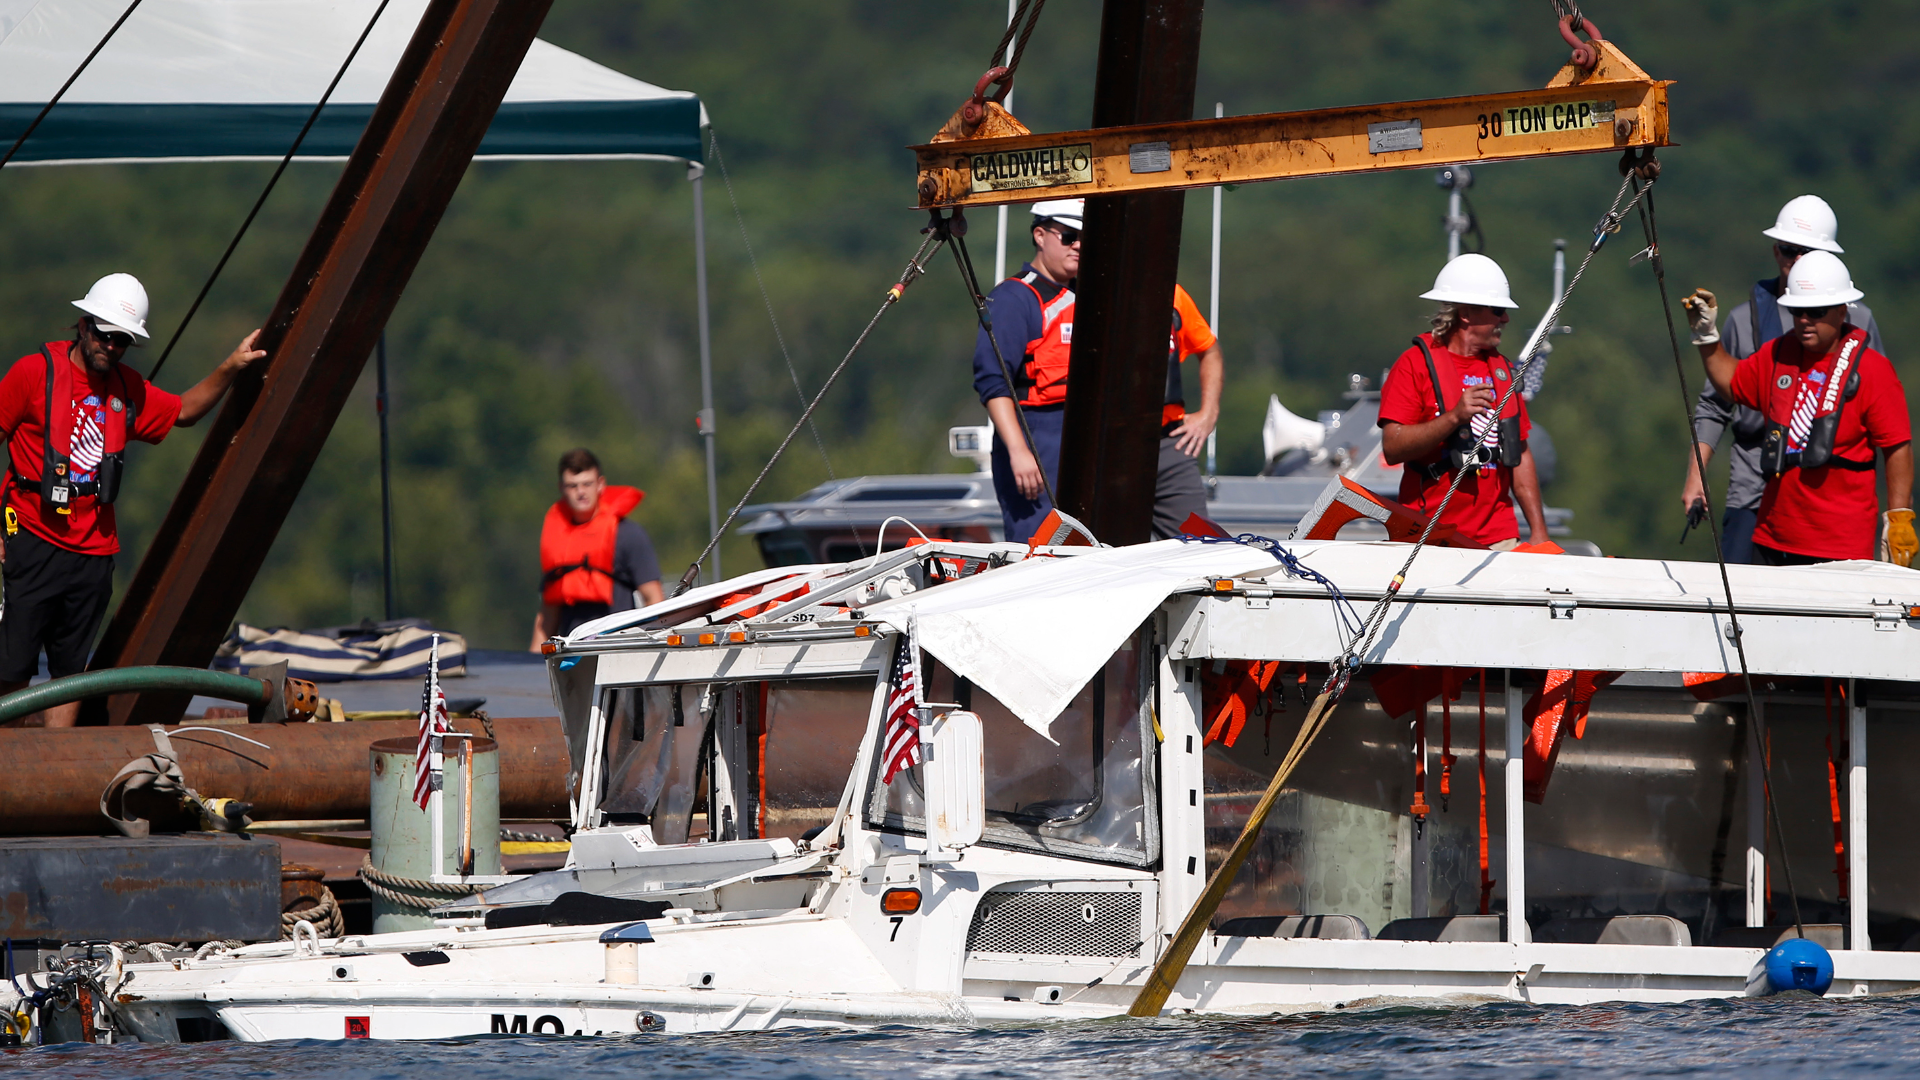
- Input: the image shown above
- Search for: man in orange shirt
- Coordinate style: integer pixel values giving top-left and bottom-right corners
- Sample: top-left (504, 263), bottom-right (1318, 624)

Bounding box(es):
top-left (530, 448), bottom-right (664, 649)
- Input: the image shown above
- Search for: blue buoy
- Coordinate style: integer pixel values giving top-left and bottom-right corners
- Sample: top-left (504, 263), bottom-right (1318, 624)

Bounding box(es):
top-left (1763, 937), bottom-right (1834, 996)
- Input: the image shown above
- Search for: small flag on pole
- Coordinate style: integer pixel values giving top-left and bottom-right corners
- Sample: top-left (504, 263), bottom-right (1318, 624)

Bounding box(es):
top-left (412, 634), bottom-right (451, 809)
top-left (882, 635), bottom-right (922, 784)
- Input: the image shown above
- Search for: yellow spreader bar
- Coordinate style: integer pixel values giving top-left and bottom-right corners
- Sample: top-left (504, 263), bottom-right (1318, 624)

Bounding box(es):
top-left (914, 41), bottom-right (1670, 210)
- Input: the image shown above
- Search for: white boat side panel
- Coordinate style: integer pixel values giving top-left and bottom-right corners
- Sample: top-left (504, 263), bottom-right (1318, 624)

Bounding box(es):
top-left (1193, 596), bottom-right (1920, 680)
top-left (593, 638), bottom-right (889, 684)
top-left (1157, 650), bottom-right (1206, 931)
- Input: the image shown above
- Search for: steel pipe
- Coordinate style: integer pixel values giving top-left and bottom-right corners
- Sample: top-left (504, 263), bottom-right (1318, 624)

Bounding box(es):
top-left (0, 716), bottom-right (567, 834)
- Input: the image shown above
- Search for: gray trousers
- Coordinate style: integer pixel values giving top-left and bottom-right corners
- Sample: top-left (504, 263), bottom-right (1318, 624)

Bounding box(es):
top-left (1152, 435), bottom-right (1210, 539)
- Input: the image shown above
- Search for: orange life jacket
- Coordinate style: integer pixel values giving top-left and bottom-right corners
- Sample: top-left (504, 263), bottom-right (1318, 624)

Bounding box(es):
top-left (1015, 275), bottom-right (1200, 417)
top-left (539, 484), bottom-right (643, 607)
top-left (1015, 273), bottom-right (1077, 406)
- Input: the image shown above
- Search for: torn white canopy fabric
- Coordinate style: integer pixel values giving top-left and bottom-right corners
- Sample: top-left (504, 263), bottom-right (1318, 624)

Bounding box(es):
top-left (0, 0), bottom-right (705, 163)
top-left (874, 540), bottom-right (1280, 739)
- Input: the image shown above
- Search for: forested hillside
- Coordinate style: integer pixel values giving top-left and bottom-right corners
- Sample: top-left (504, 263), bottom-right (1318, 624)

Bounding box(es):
top-left (0, 0), bottom-right (1912, 648)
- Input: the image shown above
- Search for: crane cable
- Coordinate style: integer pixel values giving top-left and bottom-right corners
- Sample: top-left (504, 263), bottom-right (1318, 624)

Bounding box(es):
top-left (1629, 167), bottom-right (1805, 935)
top-left (0, 0), bottom-right (146, 173)
top-left (1129, 162), bottom-right (1657, 1018)
top-left (146, 0), bottom-right (395, 381)
top-left (672, 231), bottom-right (947, 595)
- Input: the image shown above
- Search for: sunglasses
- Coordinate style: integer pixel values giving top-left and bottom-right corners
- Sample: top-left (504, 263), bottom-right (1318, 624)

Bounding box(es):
top-left (1775, 242), bottom-right (1813, 261)
top-left (1790, 303), bottom-right (1839, 319)
top-left (1043, 224), bottom-right (1081, 246)
top-left (87, 319), bottom-right (134, 348)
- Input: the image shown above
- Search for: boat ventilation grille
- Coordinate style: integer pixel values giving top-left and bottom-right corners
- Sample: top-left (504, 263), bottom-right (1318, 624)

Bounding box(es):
top-left (965, 890), bottom-right (1142, 958)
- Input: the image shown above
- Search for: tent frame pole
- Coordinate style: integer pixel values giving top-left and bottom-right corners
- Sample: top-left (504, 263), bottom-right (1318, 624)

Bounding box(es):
top-left (377, 332), bottom-right (396, 620)
top-left (690, 162), bottom-right (719, 582)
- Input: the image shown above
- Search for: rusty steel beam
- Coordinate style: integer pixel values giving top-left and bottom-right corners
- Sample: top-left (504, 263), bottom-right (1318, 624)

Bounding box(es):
top-left (0, 716), bottom-right (568, 834)
top-left (915, 41), bottom-right (1670, 210)
top-left (89, 0), bottom-right (555, 725)
top-left (1054, 0), bottom-right (1206, 545)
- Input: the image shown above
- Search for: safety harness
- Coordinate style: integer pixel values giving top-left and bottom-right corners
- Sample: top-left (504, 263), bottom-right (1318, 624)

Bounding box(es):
top-left (6, 345), bottom-right (135, 512)
top-left (1759, 327), bottom-right (1874, 477)
top-left (1411, 335), bottom-right (1522, 480)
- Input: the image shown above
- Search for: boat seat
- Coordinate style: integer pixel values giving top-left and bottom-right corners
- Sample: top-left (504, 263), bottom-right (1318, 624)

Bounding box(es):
top-left (1536, 915), bottom-right (1692, 947)
top-left (1710, 924), bottom-right (1845, 950)
top-left (1377, 915), bottom-right (1506, 942)
top-left (1216, 914), bottom-right (1371, 940)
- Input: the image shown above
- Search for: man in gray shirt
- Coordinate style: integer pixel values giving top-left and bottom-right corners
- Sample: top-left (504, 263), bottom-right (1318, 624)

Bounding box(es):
top-left (1681, 195), bottom-right (1884, 562)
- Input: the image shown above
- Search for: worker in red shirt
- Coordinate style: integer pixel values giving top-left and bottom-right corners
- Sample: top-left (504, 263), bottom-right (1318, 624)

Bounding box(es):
top-left (1377, 254), bottom-right (1549, 548)
top-left (529, 447), bottom-right (664, 649)
top-left (1686, 251), bottom-right (1915, 566)
top-left (0, 274), bottom-right (264, 727)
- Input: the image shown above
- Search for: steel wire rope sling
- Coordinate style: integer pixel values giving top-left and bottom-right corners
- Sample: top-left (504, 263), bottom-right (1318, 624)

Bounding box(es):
top-left (671, 230), bottom-right (948, 594)
top-left (145, 0), bottom-right (396, 381)
top-left (1626, 159), bottom-right (1807, 935)
top-left (1127, 164), bottom-right (1655, 1017)
top-left (0, 0), bottom-right (146, 173)
top-left (708, 128), bottom-right (840, 484)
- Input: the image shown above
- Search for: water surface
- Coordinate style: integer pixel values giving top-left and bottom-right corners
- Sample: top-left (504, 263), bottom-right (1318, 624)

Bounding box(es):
top-left (11, 996), bottom-right (1918, 1079)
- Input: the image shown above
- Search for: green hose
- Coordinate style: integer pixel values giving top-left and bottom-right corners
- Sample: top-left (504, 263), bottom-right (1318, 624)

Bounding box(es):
top-left (0, 666), bottom-right (269, 725)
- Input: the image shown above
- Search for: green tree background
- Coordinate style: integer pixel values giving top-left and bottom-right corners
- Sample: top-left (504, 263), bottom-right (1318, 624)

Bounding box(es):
top-left (0, 0), bottom-right (1909, 649)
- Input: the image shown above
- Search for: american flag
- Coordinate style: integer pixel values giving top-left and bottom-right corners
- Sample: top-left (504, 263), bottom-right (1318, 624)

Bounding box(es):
top-left (881, 635), bottom-right (921, 784)
top-left (412, 634), bottom-right (451, 809)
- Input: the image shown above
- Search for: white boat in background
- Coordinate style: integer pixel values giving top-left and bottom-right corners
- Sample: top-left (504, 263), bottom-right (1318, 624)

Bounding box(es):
top-left (48, 505), bottom-right (1920, 1041)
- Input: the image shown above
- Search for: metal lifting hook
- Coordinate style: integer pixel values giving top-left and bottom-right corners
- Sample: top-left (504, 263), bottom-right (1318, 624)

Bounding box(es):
top-left (962, 67), bottom-right (1014, 129)
top-left (1558, 15), bottom-right (1603, 72)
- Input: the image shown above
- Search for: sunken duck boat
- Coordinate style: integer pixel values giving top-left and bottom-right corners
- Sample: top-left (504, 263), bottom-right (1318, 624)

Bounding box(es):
top-left (47, 496), bottom-right (1920, 1041)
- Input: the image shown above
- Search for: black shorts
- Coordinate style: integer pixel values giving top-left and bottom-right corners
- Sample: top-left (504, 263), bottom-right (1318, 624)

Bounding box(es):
top-left (1753, 542), bottom-right (1829, 568)
top-left (0, 528), bottom-right (114, 681)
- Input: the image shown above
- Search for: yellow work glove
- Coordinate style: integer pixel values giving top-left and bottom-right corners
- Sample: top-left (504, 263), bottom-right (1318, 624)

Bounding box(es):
top-left (1881, 509), bottom-right (1918, 568)
top-left (1682, 288), bottom-right (1719, 346)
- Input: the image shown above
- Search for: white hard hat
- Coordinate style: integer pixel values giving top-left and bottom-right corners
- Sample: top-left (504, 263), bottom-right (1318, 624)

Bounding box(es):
top-left (1030, 198), bottom-right (1084, 229)
top-left (1419, 253), bottom-right (1518, 309)
top-left (1780, 249), bottom-right (1864, 308)
top-left (1762, 194), bottom-right (1843, 254)
top-left (71, 273), bottom-right (151, 339)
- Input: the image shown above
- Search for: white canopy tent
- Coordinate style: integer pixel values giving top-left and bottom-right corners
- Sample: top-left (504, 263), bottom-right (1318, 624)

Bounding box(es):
top-left (0, 0), bottom-right (724, 582)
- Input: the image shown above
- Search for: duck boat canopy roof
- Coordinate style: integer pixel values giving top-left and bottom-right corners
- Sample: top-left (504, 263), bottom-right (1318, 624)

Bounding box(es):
top-left (551, 533), bottom-right (1920, 737)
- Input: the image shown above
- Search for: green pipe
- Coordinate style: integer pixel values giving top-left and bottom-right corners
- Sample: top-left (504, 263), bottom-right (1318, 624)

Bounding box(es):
top-left (0, 666), bottom-right (269, 725)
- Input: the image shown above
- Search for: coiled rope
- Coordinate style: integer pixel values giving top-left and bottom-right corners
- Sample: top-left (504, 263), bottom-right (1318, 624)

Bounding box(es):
top-left (358, 856), bottom-right (477, 911)
top-left (280, 887), bottom-right (345, 939)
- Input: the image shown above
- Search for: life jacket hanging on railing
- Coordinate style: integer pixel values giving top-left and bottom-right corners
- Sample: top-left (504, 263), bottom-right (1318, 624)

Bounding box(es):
top-left (1521, 668), bottom-right (1621, 803)
top-left (1201, 658), bottom-right (1283, 748)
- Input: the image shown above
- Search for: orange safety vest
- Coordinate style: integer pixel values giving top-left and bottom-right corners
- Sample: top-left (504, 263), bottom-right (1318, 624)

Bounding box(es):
top-left (1015, 275), bottom-right (1200, 416)
top-left (539, 484), bottom-right (643, 607)
top-left (1015, 273), bottom-right (1077, 407)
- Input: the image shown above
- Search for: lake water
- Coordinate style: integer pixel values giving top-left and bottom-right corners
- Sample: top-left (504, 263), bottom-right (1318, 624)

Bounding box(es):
top-left (10, 996), bottom-right (1920, 1079)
